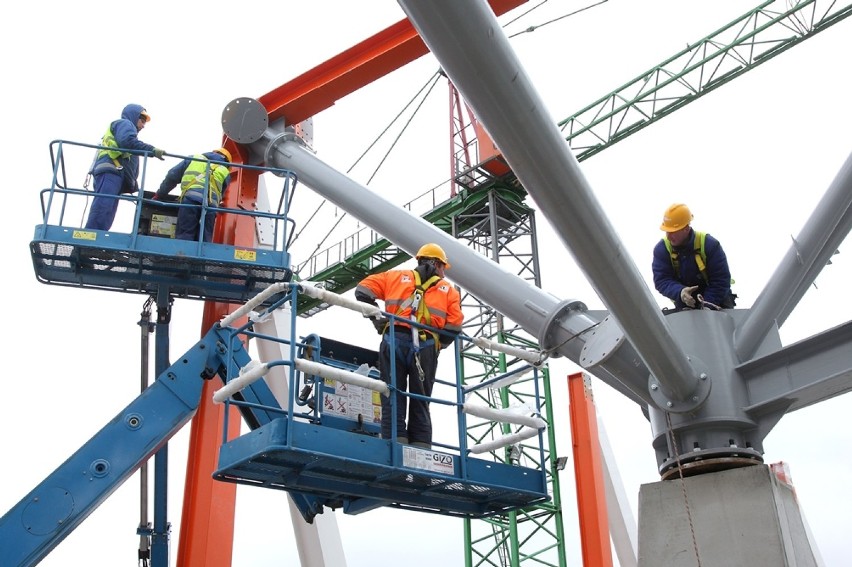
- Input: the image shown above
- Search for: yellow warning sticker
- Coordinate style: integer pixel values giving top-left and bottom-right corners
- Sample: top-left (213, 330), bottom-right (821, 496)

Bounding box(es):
top-left (234, 249), bottom-right (257, 262)
top-left (150, 214), bottom-right (176, 238)
top-left (72, 230), bottom-right (97, 241)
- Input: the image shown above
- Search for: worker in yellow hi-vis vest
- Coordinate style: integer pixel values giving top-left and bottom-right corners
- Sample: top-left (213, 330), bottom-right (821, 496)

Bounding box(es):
top-left (84, 103), bottom-right (165, 231)
top-left (154, 148), bottom-right (231, 241)
top-left (653, 203), bottom-right (736, 311)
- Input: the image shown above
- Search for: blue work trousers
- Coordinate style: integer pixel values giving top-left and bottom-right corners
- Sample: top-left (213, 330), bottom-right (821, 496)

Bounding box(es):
top-left (177, 192), bottom-right (216, 242)
top-left (379, 330), bottom-right (439, 445)
top-left (85, 171), bottom-right (123, 231)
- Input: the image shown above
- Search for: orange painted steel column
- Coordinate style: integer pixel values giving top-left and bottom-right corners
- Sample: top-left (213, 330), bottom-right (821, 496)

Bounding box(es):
top-left (568, 372), bottom-right (613, 567)
top-left (177, 166), bottom-right (259, 567)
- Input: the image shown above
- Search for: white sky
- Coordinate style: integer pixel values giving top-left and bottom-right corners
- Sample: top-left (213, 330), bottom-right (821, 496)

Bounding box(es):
top-left (3, 1), bottom-right (852, 566)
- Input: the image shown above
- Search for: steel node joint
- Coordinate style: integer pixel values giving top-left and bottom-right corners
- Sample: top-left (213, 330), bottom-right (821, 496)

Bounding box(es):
top-left (648, 368), bottom-right (711, 413)
top-left (537, 298), bottom-right (589, 355)
top-left (222, 97), bottom-right (269, 145)
top-left (579, 314), bottom-right (625, 367)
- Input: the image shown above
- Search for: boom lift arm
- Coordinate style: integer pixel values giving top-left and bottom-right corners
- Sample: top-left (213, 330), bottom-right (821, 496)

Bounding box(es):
top-left (0, 324), bottom-right (247, 567)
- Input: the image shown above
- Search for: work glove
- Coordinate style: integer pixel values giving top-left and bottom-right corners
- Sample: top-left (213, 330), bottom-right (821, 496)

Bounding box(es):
top-left (151, 194), bottom-right (160, 201)
top-left (152, 148), bottom-right (166, 160)
top-left (371, 316), bottom-right (388, 335)
top-left (680, 285), bottom-right (699, 308)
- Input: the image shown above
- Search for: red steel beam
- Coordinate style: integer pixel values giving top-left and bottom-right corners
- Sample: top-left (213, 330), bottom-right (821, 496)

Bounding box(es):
top-left (259, 0), bottom-right (528, 127)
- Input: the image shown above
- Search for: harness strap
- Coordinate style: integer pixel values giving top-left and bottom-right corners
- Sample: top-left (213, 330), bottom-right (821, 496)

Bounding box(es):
top-left (382, 332), bottom-right (436, 381)
top-left (408, 271), bottom-right (442, 348)
top-left (386, 270), bottom-right (443, 381)
top-left (664, 231), bottom-right (708, 284)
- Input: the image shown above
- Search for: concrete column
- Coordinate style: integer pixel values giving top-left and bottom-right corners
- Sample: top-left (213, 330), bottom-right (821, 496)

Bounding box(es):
top-left (638, 465), bottom-right (819, 567)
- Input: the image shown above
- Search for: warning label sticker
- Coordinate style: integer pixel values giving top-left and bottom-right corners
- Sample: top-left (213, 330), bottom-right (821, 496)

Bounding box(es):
top-left (234, 249), bottom-right (257, 261)
top-left (322, 378), bottom-right (381, 423)
top-left (72, 230), bottom-right (97, 241)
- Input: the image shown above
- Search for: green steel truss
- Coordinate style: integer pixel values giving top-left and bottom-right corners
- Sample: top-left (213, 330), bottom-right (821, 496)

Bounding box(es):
top-left (559, 0), bottom-right (852, 161)
top-left (449, 171), bottom-right (567, 567)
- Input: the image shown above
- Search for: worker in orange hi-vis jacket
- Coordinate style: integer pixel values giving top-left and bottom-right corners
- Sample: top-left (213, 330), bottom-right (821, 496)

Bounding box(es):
top-left (355, 243), bottom-right (464, 448)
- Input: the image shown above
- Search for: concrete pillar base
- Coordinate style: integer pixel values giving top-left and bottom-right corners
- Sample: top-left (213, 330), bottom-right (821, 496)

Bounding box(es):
top-left (638, 464), bottom-right (819, 567)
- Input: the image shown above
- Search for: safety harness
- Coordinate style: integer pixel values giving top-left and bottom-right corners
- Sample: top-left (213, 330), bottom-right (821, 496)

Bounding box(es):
top-left (664, 230), bottom-right (708, 283)
top-left (180, 156), bottom-right (229, 205)
top-left (97, 125), bottom-right (132, 169)
top-left (665, 231), bottom-right (737, 309)
top-left (389, 270), bottom-right (442, 381)
top-left (85, 124), bottom-right (131, 189)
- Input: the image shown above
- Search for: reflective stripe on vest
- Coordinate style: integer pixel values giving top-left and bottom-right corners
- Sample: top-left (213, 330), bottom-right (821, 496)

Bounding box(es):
top-left (97, 125), bottom-right (130, 164)
top-left (180, 156), bottom-right (229, 205)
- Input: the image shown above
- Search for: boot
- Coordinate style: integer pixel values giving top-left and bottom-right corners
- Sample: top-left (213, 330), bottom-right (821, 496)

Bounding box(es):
top-left (411, 441), bottom-right (431, 449)
top-left (381, 434), bottom-right (408, 444)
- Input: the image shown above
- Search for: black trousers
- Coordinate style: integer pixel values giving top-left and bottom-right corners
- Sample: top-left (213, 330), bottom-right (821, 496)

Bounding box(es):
top-left (379, 331), bottom-right (439, 444)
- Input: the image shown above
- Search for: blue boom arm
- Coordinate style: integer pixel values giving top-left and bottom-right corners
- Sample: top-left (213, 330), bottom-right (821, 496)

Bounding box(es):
top-left (0, 326), bottom-right (236, 567)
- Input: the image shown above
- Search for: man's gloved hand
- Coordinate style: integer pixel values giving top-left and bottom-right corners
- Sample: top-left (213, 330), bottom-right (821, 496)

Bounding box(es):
top-left (680, 285), bottom-right (699, 308)
top-left (151, 194), bottom-right (160, 201)
top-left (371, 316), bottom-right (388, 335)
top-left (152, 148), bottom-right (166, 160)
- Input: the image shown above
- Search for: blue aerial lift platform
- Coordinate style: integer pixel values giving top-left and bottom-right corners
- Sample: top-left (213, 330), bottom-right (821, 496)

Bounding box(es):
top-left (2, 140), bottom-right (551, 566)
top-left (30, 140), bottom-right (294, 306)
top-left (212, 302), bottom-right (550, 520)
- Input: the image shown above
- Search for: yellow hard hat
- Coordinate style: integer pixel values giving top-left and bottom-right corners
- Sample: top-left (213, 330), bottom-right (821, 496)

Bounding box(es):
top-left (213, 148), bottom-right (232, 163)
top-left (660, 203), bottom-right (693, 232)
top-left (416, 243), bottom-right (450, 269)
top-left (139, 110), bottom-right (151, 123)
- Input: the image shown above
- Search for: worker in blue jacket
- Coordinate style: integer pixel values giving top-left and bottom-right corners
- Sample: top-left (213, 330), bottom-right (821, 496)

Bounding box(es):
top-left (84, 103), bottom-right (165, 231)
top-left (153, 148), bottom-right (232, 241)
top-left (652, 203), bottom-right (736, 311)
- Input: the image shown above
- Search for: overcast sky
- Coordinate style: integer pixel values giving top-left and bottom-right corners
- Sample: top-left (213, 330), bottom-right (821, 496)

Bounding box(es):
top-left (3, 1), bottom-right (851, 566)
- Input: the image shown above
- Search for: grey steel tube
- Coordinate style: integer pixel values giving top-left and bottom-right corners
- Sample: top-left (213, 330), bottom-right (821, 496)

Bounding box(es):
top-left (266, 133), bottom-right (568, 337)
top-left (736, 150), bottom-right (852, 360)
top-left (396, 0), bottom-right (700, 402)
top-left (254, 132), bottom-right (656, 407)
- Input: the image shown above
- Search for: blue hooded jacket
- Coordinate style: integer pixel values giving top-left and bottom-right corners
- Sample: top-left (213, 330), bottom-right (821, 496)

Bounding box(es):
top-left (652, 228), bottom-right (733, 309)
top-left (92, 103), bottom-right (156, 194)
